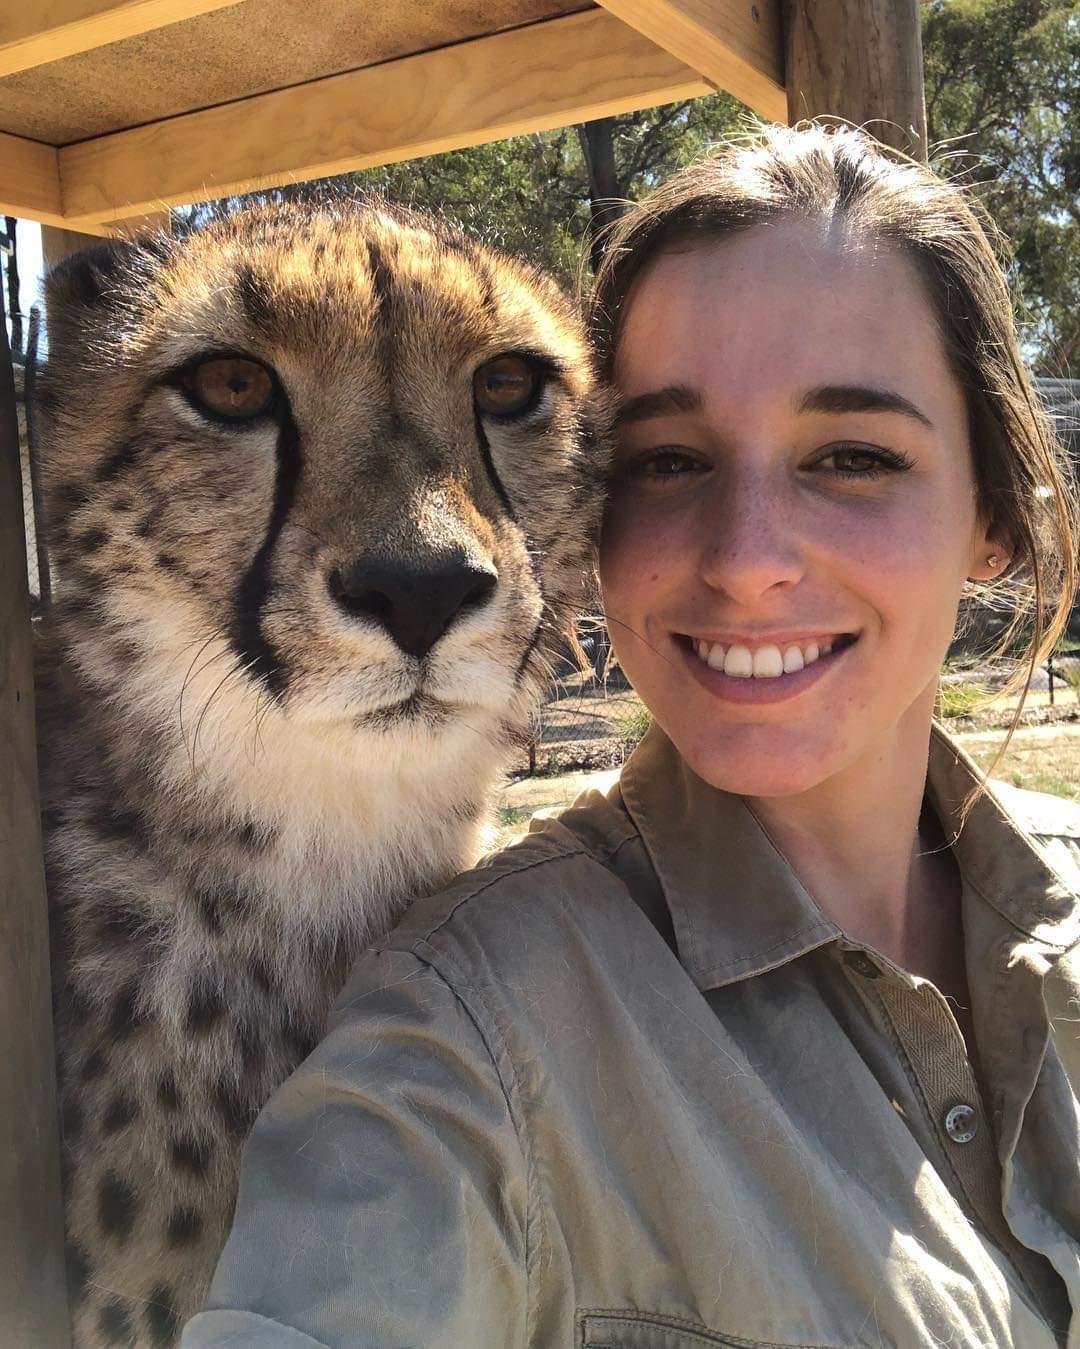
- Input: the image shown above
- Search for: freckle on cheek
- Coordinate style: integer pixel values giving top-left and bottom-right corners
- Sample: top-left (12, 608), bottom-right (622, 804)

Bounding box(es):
top-left (650, 573), bottom-right (659, 582)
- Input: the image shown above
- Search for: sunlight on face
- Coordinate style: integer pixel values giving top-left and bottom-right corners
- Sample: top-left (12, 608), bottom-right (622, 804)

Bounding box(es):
top-left (599, 220), bottom-right (998, 797)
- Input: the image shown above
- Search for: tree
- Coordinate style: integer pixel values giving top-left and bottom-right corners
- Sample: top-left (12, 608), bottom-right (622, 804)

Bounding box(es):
top-left (922, 0), bottom-right (1080, 374)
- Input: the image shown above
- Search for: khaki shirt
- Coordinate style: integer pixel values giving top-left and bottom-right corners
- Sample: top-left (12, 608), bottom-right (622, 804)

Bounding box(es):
top-left (184, 725), bottom-right (1080, 1349)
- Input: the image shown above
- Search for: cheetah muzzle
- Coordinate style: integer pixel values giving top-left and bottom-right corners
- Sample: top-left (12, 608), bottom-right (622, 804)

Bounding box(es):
top-left (34, 202), bottom-right (610, 1348)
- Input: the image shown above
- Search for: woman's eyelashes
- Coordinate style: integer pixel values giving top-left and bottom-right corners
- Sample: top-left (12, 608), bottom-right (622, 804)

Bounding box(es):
top-left (806, 443), bottom-right (915, 480)
top-left (617, 441), bottom-right (915, 487)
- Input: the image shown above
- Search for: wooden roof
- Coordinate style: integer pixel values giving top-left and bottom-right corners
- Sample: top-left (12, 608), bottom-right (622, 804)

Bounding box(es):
top-left (0, 0), bottom-right (784, 236)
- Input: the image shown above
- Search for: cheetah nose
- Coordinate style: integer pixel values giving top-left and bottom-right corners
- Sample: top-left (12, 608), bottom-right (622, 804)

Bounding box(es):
top-left (328, 550), bottom-right (498, 659)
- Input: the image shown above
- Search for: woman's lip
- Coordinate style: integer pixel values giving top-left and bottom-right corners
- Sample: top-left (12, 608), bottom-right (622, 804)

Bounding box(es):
top-left (678, 630), bottom-right (854, 649)
top-left (674, 633), bottom-right (856, 705)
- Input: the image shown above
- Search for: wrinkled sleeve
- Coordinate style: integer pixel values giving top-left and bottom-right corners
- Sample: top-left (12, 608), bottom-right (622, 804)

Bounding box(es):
top-left (181, 947), bottom-right (529, 1349)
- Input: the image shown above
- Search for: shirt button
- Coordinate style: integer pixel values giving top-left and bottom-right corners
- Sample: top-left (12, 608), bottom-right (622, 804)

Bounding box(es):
top-left (945, 1103), bottom-right (978, 1144)
top-left (844, 951), bottom-right (880, 979)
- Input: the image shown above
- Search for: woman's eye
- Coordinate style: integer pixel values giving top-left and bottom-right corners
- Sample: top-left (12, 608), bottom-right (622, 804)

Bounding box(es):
top-left (625, 449), bottom-right (704, 481)
top-left (184, 357), bottom-right (275, 421)
top-left (814, 444), bottom-right (913, 478)
top-left (473, 355), bottom-right (543, 417)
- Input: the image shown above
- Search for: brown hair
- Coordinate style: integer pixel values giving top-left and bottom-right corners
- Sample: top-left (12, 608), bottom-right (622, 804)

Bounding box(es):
top-left (589, 122), bottom-right (1077, 759)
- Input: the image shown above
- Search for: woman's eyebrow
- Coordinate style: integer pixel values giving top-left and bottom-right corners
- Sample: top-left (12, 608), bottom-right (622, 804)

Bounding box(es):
top-left (616, 384), bottom-right (703, 426)
top-left (798, 384), bottom-right (935, 428)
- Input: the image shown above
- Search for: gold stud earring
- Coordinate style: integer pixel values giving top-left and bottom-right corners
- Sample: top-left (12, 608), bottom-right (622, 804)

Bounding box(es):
top-left (986, 553), bottom-right (1000, 567)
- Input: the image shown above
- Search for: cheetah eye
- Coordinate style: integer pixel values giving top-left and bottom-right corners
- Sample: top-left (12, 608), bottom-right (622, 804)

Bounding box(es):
top-left (473, 354), bottom-right (544, 418)
top-left (184, 356), bottom-right (275, 421)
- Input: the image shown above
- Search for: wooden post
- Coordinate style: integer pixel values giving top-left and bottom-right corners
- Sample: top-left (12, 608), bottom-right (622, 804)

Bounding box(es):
top-left (781, 0), bottom-right (927, 161)
top-left (0, 282), bottom-right (71, 1341)
top-left (41, 223), bottom-right (106, 269)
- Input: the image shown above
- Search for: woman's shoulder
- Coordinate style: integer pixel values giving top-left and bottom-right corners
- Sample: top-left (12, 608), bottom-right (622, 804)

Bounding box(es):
top-left (989, 779), bottom-right (1080, 843)
top-left (385, 781), bottom-right (648, 968)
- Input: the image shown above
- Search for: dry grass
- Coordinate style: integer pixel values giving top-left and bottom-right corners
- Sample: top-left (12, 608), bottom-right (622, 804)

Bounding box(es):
top-left (491, 717), bottom-right (1080, 849)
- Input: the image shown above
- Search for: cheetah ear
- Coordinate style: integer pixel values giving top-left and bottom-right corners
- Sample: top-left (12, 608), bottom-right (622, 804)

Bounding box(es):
top-left (44, 235), bottom-right (171, 354)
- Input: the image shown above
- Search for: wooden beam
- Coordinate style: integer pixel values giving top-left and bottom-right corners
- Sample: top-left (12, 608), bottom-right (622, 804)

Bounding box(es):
top-left (781, 0), bottom-right (927, 160)
top-left (0, 0), bottom-right (245, 78)
top-left (595, 0), bottom-right (785, 121)
top-left (0, 302), bottom-right (71, 1348)
top-left (0, 133), bottom-right (112, 235)
top-left (58, 9), bottom-right (713, 226)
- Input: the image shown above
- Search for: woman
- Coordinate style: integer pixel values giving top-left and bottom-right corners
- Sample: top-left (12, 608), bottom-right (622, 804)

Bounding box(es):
top-left (184, 126), bottom-right (1079, 1348)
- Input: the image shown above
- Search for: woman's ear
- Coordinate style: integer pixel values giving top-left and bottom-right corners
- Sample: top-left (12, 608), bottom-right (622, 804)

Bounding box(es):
top-left (968, 518), bottom-right (1012, 581)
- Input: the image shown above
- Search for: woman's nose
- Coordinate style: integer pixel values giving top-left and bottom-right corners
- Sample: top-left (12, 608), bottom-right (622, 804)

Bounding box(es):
top-left (698, 470), bottom-right (805, 604)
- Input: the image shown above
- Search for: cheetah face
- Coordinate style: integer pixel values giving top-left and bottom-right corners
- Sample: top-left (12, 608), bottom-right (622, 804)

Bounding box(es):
top-left (38, 206), bottom-right (609, 758)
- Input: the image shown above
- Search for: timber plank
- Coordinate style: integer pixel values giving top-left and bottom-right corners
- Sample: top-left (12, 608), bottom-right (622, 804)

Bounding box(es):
top-left (58, 8), bottom-right (712, 225)
top-left (0, 0), bottom-right (244, 78)
top-left (596, 0), bottom-right (785, 120)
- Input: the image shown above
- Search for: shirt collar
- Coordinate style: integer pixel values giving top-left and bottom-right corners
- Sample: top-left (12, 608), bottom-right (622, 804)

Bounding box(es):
top-left (617, 722), bottom-right (1080, 993)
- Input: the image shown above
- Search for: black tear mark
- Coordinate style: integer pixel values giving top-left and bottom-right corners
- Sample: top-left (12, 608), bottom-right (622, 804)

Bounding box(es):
top-left (169, 1132), bottom-right (214, 1176)
top-left (145, 1284), bottom-right (181, 1347)
top-left (229, 407), bottom-right (302, 699)
top-left (101, 1091), bottom-right (139, 1135)
top-left (473, 407), bottom-right (516, 520)
top-left (98, 1297), bottom-right (134, 1346)
top-left (98, 1171), bottom-right (139, 1243)
top-left (164, 1205), bottom-right (203, 1248)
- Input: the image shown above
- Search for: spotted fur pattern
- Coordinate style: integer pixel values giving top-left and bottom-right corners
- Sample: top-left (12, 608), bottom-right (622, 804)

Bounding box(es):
top-left (35, 203), bottom-right (609, 1347)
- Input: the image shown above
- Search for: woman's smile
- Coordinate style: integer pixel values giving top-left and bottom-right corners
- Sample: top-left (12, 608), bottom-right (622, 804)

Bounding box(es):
top-left (673, 630), bottom-right (860, 704)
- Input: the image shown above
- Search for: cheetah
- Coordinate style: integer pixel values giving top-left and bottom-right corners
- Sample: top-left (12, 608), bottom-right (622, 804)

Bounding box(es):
top-left (34, 202), bottom-right (610, 1347)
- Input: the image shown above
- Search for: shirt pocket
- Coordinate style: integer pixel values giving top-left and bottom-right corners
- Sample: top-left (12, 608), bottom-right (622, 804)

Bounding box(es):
top-left (578, 1309), bottom-right (848, 1349)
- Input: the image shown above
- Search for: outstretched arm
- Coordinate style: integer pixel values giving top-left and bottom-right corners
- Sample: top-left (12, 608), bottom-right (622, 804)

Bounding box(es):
top-left (182, 947), bottom-right (529, 1348)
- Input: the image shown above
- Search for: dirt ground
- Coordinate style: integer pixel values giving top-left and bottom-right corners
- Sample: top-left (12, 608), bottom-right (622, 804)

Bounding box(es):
top-left (492, 711), bottom-right (1080, 850)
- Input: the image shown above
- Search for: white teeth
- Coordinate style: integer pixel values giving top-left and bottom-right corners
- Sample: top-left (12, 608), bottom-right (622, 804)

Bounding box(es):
top-left (752, 645), bottom-right (784, 678)
top-left (723, 644), bottom-right (754, 678)
top-left (692, 635), bottom-right (846, 678)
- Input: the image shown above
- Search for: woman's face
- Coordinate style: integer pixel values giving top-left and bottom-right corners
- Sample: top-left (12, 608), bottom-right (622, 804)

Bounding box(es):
top-left (599, 221), bottom-right (1000, 797)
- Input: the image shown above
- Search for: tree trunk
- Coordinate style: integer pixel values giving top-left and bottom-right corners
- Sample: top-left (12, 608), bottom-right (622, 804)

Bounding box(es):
top-left (578, 118), bottom-right (629, 273)
top-left (781, 0), bottom-right (928, 162)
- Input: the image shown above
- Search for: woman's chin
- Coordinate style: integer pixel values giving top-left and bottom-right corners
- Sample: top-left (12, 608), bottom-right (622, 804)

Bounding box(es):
top-left (676, 727), bottom-right (847, 800)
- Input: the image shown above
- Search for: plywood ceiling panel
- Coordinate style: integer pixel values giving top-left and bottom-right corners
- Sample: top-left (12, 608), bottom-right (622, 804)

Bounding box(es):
top-left (0, 0), bottom-right (588, 145)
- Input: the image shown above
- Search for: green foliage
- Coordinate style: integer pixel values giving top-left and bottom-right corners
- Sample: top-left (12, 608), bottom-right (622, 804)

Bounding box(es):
top-left (939, 682), bottom-right (987, 718)
top-left (923, 0), bottom-right (1080, 373)
top-left (617, 705), bottom-right (652, 744)
top-left (496, 805), bottom-right (530, 828)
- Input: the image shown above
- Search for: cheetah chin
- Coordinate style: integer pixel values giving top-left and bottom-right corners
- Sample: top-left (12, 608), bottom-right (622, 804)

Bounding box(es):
top-left (34, 201), bottom-right (611, 1348)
